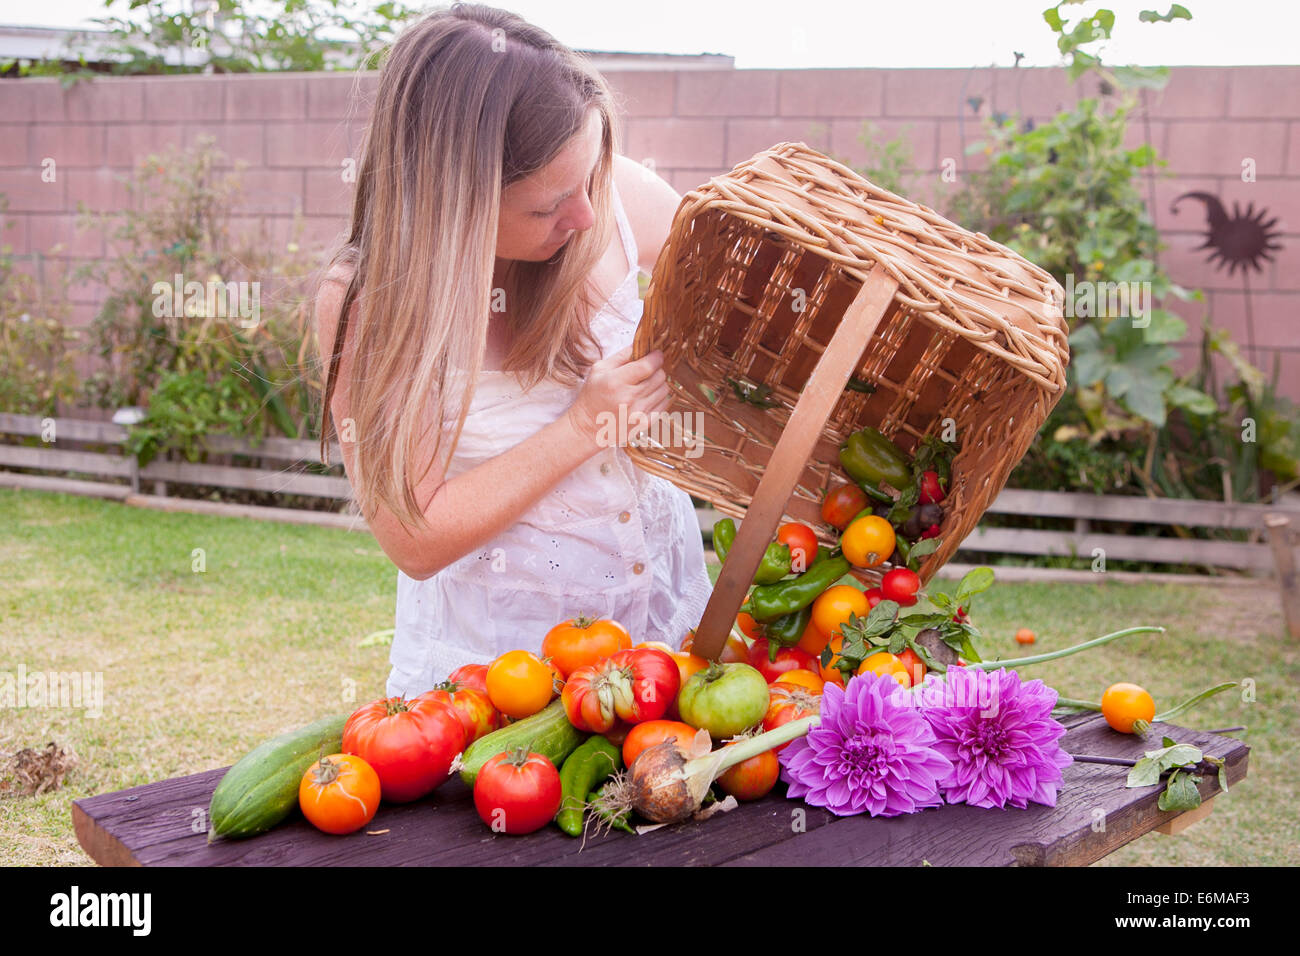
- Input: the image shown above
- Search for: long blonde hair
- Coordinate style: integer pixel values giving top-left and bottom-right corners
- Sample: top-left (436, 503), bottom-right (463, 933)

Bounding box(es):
top-left (317, 2), bottom-right (621, 533)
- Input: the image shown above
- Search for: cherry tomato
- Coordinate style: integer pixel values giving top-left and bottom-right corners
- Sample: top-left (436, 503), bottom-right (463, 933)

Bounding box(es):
top-left (919, 470), bottom-right (946, 505)
top-left (541, 616), bottom-right (632, 678)
top-left (1015, 628), bottom-right (1036, 645)
top-left (473, 749), bottom-right (562, 835)
top-left (748, 639), bottom-right (818, 684)
top-left (864, 587), bottom-right (885, 609)
top-left (880, 567), bottom-right (921, 607)
top-left (841, 515), bottom-right (895, 569)
top-left (298, 754), bottom-right (381, 835)
top-left (822, 483), bottom-right (870, 531)
top-left (859, 651), bottom-right (911, 687)
top-left (777, 522), bottom-right (819, 574)
top-left (811, 584), bottom-right (869, 642)
top-left (716, 744), bottom-right (780, 801)
top-left (1101, 683), bottom-right (1155, 734)
top-left (486, 650), bottom-right (557, 719)
top-left (343, 694), bottom-right (466, 803)
top-left (622, 719), bottom-right (698, 767)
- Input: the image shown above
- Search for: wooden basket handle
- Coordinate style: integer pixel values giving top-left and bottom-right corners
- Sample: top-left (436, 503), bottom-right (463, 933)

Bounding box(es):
top-left (691, 265), bottom-right (901, 661)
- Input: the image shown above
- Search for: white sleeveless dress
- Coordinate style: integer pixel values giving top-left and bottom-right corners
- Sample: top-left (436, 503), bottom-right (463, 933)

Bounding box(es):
top-left (386, 181), bottom-right (713, 698)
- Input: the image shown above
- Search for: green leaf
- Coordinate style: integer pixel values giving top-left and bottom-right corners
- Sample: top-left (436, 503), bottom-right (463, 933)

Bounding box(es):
top-left (1121, 374), bottom-right (1168, 426)
top-left (907, 536), bottom-right (942, 563)
top-left (1139, 308), bottom-right (1186, 344)
top-left (1126, 741), bottom-right (1203, 788)
top-left (1165, 384), bottom-right (1218, 417)
top-left (1139, 5), bottom-right (1192, 23)
top-left (1043, 6), bottom-right (1065, 32)
top-left (888, 632), bottom-right (906, 655)
top-left (1158, 770), bottom-right (1203, 812)
top-left (955, 566), bottom-right (995, 604)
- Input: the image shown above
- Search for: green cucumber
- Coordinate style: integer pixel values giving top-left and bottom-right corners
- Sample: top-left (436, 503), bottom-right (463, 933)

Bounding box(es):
top-left (208, 713), bottom-right (348, 842)
top-left (459, 700), bottom-right (586, 788)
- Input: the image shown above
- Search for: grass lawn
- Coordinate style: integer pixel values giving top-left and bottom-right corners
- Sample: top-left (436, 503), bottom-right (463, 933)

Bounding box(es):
top-left (2, 488), bottom-right (1296, 866)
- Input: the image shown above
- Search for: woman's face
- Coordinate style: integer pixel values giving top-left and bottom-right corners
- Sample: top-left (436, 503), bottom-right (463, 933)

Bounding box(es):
top-left (496, 108), bottom-right (602, 262)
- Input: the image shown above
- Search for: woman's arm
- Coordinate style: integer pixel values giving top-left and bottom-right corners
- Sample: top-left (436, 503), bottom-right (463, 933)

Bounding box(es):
top-left (315, 273), bottom-right (667, 581)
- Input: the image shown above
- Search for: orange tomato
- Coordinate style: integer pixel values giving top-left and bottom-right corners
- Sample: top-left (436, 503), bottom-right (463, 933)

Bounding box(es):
top-left (716, 744), bottom-right (780, 801)
top-left (897, 647), bottom-right (927, 687)
top-left (682, 629), bottom-right (749, 663)
top-left (735, 613), bottom-right (762, 642)
top-left (486, 650), bottom-right (556, 719)
top-left (811, 584), bottom-right (870, 642)
top-left (1015, 628), bottom-right (1036, 645)
top-left (841, 515), bottom-right (896, 569)
top-left (795, 617), bottom-right (831, 658)
top-left (819, 636), bottom-right (846, 687)
top-left (298, 754), bottom-right (381, 835)
top-left (775, 669), bottom-right (825, 693)
top-left (622, 719), bottom-right (699, 768)
top-left (1101, 682), bottom-right (1155, 734)
top-left (859, 651), bottom-right (911, 687)
top-left (541, 617), bottom-right (632, 677)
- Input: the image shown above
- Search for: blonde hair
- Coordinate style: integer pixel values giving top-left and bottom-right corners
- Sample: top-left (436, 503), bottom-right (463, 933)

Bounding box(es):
top-left (317, 2), bottom-right (621, 533)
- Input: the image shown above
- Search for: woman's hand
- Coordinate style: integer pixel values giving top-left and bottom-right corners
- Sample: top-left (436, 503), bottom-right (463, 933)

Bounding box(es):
top-left (564, 346), bottom-right (670, 454)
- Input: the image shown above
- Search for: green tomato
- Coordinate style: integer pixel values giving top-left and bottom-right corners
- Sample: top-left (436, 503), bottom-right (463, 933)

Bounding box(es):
top-left (677, 662), bottom-right (769, 739)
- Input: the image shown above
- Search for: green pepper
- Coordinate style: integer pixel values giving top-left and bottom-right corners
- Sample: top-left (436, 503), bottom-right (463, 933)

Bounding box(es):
top-left (588, 786), bottom-right (636, 834)
top-left (763, 605), bottom-right (812, 654)
top-left (711, 518), bottom-right (736, 563)
top-left (839, 427), bottom-right (912, 491)
top-left (744, 554), bottom-right (851, 621)
top-left (753, 541), bottom-right (792, 585)
top-left (555, 735), bottom-right (622, 837)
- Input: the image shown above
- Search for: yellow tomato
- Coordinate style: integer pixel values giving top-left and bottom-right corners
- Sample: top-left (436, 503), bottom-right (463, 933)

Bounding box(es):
top-left (841, 515), bottom-right (896, 569)
top-left (859, 651), bottom-right (911, 687)
top-left (811, 584), bottom-right (870, 642)
top-left (1101, 682), bottom-right (1155, 734)
top-left (486, 650), bottom-right (556, 719)
top-left (775, 669), bottom-right (825, 693)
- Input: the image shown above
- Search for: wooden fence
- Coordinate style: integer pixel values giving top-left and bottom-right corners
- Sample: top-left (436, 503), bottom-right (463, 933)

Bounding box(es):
top-left (3, 412), bottom-right (1299, 632)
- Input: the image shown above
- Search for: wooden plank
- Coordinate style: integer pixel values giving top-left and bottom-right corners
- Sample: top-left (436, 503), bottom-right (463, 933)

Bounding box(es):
top-left (989, 487), bottom-right (1300, 528)
top-left (1265, 514), bottom-right (1300, 638)
top-left (201, 434), bottom-right (343, 464)
top-left (0, 471), bottom-right (131, 499)
top-left (138, 460), bottom-right (351, 499)
top-left (71, 714), bottom-right (1247, 867)
top-left (960, 526), bottom-right (1275, 571)
top-left (124, 494), bottom-right (369, 531)
top-left (0, 413), bottom-right (128, 444)
top-left (0, 444), bottom-right (136, 478)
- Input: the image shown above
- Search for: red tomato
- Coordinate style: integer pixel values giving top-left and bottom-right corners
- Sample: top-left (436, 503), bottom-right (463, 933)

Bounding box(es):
top-left (919, 470), bottom-right (946, 504)
top-left (897, 647), bottom-right (927, 686)
top-left (541, 617), bottom-right (632, 678)
top-left (425, 683), bottom-right (500, 745)
top-left (298, 754), bottom-right (381, 835)
top-left (880, 568), bottom-right (921, 607)
top-left (447, 663), bottom-right (489, 696)
top-left (472, 749), bottom-right (562, 835)
top-left (822, 483), bottom-right (869, 531)
top-left (747, 639), bottom-right (818, 684)
top-left (561, 648), bottom-right (681, 733)
top-left (863, 587), bottom-right (885, 609)
top-left (777, 522), bottom-right (819, 574)
top-left (343, 694), bottom-right (466, 803)
top-left (716, 744), bottom-right (780, 801)
top-left (622, 719), bottom-right (698, 767)
top-left (763, 683), bottom-right (822, 752)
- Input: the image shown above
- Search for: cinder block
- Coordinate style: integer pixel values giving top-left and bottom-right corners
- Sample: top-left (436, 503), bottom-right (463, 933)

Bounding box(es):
top-left (1165, 120), bottom-right (1288, 176)
top-left (779, 70), bottom-right (885, 117)
top-left (624, 118), bottom-right (726, 168)
top-left (605, 71), bottom-right (675, 118)
top-left (677, 70), bottom-right (779, 117)
top-left (29, 124), bottom-right (105, 168)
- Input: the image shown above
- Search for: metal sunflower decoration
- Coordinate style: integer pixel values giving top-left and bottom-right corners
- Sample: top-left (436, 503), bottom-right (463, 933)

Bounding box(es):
top-left (1171, 191), bottom-right (1285, 365)
top-left (1171, 192), bottom-right (1284, 276)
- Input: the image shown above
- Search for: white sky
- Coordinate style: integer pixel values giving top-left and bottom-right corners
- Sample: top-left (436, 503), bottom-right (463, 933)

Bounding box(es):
top-left (2, 0), bottom-right (1298, 68)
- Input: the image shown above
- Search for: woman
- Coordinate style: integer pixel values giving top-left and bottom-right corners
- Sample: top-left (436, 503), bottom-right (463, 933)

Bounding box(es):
top-left (313, 3), bottom-right (712, 697)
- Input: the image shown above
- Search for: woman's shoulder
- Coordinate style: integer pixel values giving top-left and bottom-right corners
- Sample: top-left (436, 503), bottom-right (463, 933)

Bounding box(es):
top-left (612, 154), bottom-right (682, 275)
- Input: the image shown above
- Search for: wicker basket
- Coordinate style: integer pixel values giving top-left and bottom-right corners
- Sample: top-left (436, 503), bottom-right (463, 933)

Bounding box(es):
top-left (627, 142), bottom-right (1069, 659)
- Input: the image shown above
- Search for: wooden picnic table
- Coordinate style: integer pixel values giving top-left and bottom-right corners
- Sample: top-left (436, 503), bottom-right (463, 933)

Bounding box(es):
top-left (72, 713), bottom-right (1247, 867)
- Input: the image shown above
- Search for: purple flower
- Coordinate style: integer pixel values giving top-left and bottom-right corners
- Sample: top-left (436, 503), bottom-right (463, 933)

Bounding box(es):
top-left (918, 666), bottom-right (1073, 810)
top-left (778, 672), bottom-right (953, 817)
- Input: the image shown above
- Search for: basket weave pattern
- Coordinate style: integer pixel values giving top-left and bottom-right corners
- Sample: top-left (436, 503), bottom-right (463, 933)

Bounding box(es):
top-left (629, 142), bottom-right (1069, 584)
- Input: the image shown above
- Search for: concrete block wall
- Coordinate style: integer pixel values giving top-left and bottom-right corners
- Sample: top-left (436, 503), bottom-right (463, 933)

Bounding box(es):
top-left (1, 64), bottom-right (1296, 397)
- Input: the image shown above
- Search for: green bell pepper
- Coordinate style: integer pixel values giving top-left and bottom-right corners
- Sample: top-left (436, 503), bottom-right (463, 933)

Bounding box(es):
top-left (744, 554), bottom-right (851, 622)
top-left (839, 427), bottom-right (912, 491)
